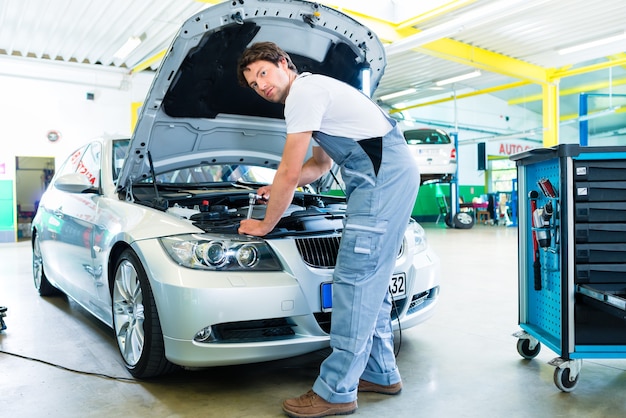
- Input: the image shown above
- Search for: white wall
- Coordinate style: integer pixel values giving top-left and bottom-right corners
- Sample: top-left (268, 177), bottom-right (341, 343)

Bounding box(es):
top-left (0, 56), bottom-right (154, 182)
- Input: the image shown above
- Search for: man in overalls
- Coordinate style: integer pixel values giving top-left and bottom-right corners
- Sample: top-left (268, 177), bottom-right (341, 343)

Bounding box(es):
top-left (237, 42), bottom-right (420, 418)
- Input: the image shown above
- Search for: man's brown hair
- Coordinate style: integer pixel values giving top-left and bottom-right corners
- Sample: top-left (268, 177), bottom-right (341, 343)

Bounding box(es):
top-left (237, 42), bottom-right (298, 87)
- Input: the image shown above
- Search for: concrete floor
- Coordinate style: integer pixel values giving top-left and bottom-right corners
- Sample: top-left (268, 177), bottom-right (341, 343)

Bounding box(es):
top-left (2, 224), bottom-right (626, 417)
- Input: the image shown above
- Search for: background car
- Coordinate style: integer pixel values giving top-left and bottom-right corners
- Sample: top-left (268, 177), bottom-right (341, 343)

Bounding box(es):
top-left (31, 0), bottom-right (440, 379)
top-left (404, 128), bottom-right (457, 184)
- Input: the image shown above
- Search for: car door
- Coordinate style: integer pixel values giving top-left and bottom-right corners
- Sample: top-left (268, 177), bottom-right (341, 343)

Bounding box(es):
top-left (43, 142), bottom-right (102, 303)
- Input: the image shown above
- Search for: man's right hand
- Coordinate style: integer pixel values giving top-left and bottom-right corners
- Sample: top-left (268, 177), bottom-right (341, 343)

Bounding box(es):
top-left (256, 185), bottom-right (271, 203)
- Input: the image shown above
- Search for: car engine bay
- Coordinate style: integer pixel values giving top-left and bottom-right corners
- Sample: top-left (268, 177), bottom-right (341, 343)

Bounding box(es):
top-left (128, 185), bottom-right (347, 237)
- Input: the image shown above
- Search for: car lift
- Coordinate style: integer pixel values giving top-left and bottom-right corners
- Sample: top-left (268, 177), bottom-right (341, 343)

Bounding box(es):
top-left (444, 132), bottom-right (475, 229)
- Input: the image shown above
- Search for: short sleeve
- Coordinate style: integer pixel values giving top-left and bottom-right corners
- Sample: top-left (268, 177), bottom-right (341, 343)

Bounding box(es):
top-left (285, 78), bottom-right (330, 134)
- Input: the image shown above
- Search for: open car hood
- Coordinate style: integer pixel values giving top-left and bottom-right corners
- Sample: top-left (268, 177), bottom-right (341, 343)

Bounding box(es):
top-left (117, 0), bottom-right (386, 191)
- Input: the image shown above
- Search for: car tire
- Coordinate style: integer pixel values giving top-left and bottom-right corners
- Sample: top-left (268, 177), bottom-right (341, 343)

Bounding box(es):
top-left (453, 212), bottom-right (474, 229)
top-left (112, 249), bottom-right (177, 378)
top-left (32, 233), bottom-right (62, 296)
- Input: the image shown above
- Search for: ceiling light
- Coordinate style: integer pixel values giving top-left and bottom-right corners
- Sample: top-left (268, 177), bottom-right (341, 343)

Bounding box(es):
top-left (379, 88), bottom-right (417, 101)
top-left (435, 70), bottom-right (481, 86)
top-left (114, 34), bottom-right (146, 60)
top-left (360, 66), bottom-right (372, 97)
top-left (558, 32), bottom-right (626, 55)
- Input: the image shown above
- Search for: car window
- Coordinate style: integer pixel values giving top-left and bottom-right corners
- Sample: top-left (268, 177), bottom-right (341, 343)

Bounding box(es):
top-left (74, 142), bottom-right (101, 188)
top-left (112, 139), bottom-right (130, 183)
top-left (404, 130), bottom-right (451, 145)
top-left (150, 164), bottom-right (276, 185)
top-left (55, 144), bottom-right (89, 180)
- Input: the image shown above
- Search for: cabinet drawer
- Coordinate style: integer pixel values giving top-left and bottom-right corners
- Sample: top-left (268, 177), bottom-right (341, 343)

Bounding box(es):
top-left (574, 160), bottom-right (626, 181)
top-left (575, 182), bottom-right (626, 201)
top-left (576, 243), bottom-right (626, 263)
top-left (576, 202), bottom-right (626, 223)
top-left (576, 223), bottom-right (626, 243)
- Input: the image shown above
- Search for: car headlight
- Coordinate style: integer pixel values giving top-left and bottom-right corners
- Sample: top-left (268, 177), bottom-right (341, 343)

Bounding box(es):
top-left (160, 234), bottom-right (282, 271)
top-left (408, 218), bottom-right (428, 254)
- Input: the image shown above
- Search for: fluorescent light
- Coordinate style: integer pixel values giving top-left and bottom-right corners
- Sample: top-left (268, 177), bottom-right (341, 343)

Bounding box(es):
top-left (114, 35), bottom-right (145, 60)
top-left (558, 32), bottom-right (626, 55)
top-left (435, 70), bottom-right (481, 86)
top-left (379, 88), bottom-right (417, 101)
top-left (360, 67), bottom-right (371, 97)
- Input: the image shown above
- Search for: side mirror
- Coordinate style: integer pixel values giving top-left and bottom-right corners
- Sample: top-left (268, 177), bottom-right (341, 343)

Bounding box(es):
top-left (54, 173), bottom-right (98, 194)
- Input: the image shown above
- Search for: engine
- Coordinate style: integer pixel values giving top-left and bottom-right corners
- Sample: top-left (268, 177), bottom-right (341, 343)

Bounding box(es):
top-left (155, 189), bottom-right (346, 237)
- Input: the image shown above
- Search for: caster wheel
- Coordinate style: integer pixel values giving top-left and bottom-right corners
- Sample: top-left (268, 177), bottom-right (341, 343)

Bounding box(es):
top-left (554, 367), bottom-right (579, 392)
top-left (516, 338), bottom-right (541, 359)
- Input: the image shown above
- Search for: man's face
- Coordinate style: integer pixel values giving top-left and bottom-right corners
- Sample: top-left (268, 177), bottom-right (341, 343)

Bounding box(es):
top-left (243, 58), bottom-right (292, 104)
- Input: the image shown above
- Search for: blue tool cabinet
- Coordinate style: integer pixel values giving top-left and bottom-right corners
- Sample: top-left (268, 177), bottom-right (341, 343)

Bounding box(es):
top-left (511, 144), bottom-right (626, 392)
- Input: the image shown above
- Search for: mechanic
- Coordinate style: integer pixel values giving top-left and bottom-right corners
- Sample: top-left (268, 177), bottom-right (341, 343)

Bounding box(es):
top-left (237, 42), bottom-right (420, 418)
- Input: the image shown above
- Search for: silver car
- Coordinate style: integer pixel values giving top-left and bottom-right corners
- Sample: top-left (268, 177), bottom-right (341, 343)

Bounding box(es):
top-left (31, 0), bottom-right (440, 378)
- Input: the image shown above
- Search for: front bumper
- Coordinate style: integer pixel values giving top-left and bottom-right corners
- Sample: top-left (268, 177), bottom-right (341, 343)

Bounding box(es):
top-left (131, 236), bottom-right (440, 367)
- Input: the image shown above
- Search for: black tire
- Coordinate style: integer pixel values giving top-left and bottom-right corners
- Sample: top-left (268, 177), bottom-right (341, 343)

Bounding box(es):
top-left (453, 212), bottom-right (474, 229)
top-left (516, 338), bottom-right (541, 359)
top-left (32, 233), bottom-right (62, 296)
top-left (444, 213), bottom-right (454, 228)
top-left (112, 249), bottom-right (177, 378)
top-left (554, 367), bottom-right (579, 392)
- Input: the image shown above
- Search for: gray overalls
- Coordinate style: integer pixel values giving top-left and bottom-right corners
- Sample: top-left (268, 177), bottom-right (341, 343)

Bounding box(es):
top-left (310, 115), bottom-right (420, 403)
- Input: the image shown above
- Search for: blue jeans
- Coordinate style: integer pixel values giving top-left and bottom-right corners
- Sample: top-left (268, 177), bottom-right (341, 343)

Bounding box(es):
top-left (311, 121), bottom-right (420, 403)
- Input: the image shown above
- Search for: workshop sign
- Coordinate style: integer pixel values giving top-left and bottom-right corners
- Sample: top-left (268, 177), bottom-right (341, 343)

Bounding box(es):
top-left (494, 141), bottom-right (537, 156)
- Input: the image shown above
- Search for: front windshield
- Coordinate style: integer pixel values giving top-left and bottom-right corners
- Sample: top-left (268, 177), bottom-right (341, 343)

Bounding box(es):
top-left (112, 139), bottom-right (277, 187)
top-left (150, 164), bottom-right (276, 185)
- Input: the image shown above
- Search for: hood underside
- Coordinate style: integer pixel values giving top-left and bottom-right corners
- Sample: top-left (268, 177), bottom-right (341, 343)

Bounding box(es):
top-left (117, 0), bottom-right (386, 191)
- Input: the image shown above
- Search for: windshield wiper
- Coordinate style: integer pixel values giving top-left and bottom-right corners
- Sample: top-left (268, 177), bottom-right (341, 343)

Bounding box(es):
top-left (233, 180), bottom-right (266, 190)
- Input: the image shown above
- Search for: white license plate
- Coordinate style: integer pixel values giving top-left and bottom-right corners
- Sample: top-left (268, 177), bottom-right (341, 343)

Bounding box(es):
top-left (389, 273), bottom-right (406, 298)
top-left (321, 273), bottom-right (406, 312)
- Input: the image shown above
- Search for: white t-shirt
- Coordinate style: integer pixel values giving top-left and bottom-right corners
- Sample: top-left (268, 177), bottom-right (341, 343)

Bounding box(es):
top-left (284, 73), bottom-right (392, 140)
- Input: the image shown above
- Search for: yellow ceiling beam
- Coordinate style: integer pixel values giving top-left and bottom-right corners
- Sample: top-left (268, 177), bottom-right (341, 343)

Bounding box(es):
top-left (328, 10), bottom-right (403, 43)
top-left (550, 55), bottom-right (626, 79)
top-left (509, 77), bottom-right (626, 105)
top-left (390, 80), bottom-right (530, 113)
top-left (396, 0), bottom-right (478, 29)
top-left (131, 50), bottom-right (166, 74)
top-left (417, 38), bottom-right (548, 83)
top-left (607, 53), bottom-right (626, 70)
top-left (328, 7), bottom-right (549, 83)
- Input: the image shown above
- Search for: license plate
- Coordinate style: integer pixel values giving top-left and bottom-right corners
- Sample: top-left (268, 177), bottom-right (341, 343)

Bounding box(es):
top-left (321, 273), bottom-right (406, 312)
top-left (389, 273), bottom-right (406, 298)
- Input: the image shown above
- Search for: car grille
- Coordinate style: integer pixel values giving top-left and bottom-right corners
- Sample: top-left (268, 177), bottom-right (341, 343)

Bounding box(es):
top-left (295, 236), bottom-right (341, 268)
top-left (211, 318), bottom-right (295, 342)
top-left (296, 236), bottom-right (404, 268)
top-left (406, 286), bottom-right (439, 315)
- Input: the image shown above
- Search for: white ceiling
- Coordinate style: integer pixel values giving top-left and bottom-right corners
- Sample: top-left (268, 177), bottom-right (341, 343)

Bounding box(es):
top-left (1, 0), bottom-right (625, 139)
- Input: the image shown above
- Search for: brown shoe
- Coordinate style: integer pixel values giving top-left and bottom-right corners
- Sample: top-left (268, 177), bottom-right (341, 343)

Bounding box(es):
top-left (282, 390), bottom-right (357, 418)
top-left (358, 379), bottom-right (403, 395)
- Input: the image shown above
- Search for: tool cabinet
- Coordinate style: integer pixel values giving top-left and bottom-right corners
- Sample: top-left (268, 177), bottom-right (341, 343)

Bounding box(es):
top-left (511, 144), bottom-right (626, 392)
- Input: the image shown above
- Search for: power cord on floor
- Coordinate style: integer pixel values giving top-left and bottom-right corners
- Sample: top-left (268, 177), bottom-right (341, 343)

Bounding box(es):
top-left (391, 292), bottom-right (402, 358)
top-left (0, 349), bottom-right (138, 383)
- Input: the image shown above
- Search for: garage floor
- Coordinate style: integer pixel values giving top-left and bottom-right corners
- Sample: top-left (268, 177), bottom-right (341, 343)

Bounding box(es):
top-left (2, 224), bottom-right (626, 417)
